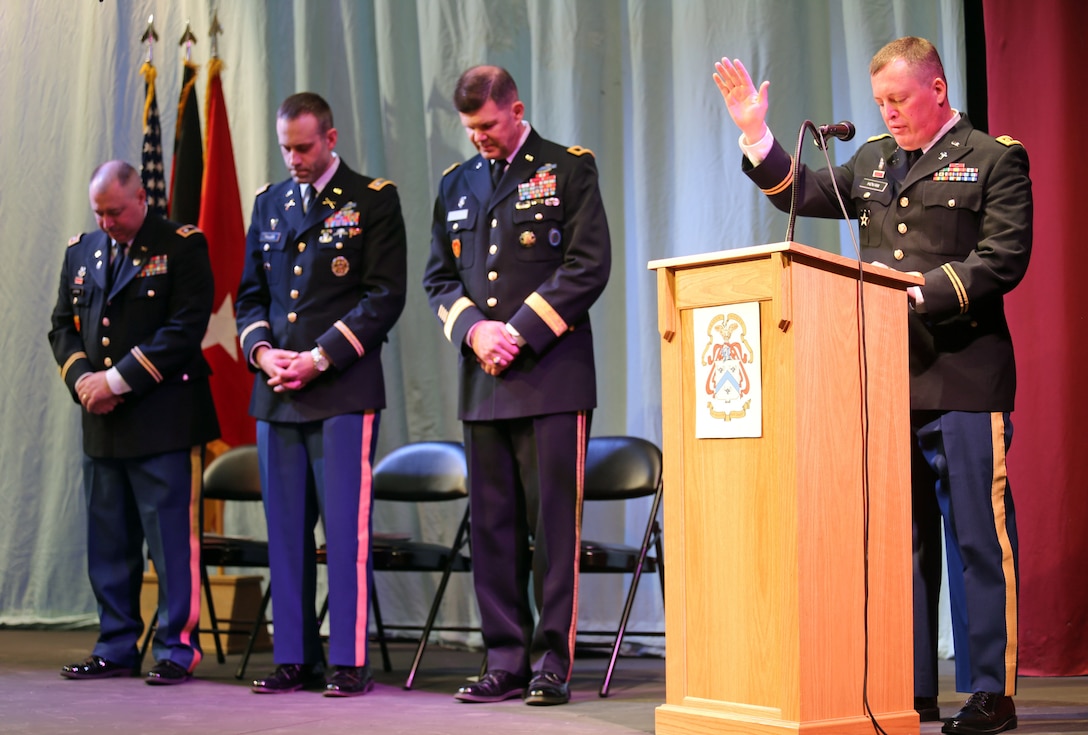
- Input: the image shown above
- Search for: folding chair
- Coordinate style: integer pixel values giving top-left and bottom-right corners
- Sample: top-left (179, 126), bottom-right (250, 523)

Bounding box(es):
top-left (577, 435), bottom-right (665, 697)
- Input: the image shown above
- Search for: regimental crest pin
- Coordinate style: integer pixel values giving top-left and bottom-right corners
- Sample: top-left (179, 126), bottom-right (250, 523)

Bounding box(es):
top-left (331, 255), bottom-right (350, 277)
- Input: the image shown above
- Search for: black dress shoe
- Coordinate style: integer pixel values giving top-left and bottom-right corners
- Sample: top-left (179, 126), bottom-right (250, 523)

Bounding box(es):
top-left (916, 696), bottom-right (941, 722)
top-left (524, 670), bottom-right (570, 706)
top-left (252, 663), bottom-right (324, 694)
top-left (145, 659), bottom-right (191, 685)
top-left (60, 655), bottom-right (132, 680)
top-left (454, 670), bottom-right (528, 702)
top-left (942, 692), bottom-right (1017, 734)
top-left (324, 665), bottom-right (374, 697)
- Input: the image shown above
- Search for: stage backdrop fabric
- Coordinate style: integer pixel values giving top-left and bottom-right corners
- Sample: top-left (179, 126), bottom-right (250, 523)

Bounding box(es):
top-left (8, 0), bottom-right (1076, 675)
top-left (983, 0), bottom-right (1088, 677)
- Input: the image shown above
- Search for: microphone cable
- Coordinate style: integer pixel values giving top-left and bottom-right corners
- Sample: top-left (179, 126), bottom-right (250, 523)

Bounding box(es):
top-left (791, 119), bottom-right (891, 735)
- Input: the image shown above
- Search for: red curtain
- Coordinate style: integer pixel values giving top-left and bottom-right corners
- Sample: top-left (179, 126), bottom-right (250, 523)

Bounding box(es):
top-left (984, 0), bottom-right (1088, 676)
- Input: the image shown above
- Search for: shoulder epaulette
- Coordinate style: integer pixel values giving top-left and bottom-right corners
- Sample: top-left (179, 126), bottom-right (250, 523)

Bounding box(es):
top-left (176, 224), bottom-right (201, 238)
top-left (867, 133), bottom-right (892, 142)
top-left (995, 135), bottom-right (1023, 147)
top-left (443, 162), bottom-right (461, 176)
top-left (368, 177), bottom-right (395, 191)
top-left (254, 182), bottom-right (271, 196)
top-left (567, 145), bottom-right (595, 158)
top-left (67, 233), bottom-right (84, 247)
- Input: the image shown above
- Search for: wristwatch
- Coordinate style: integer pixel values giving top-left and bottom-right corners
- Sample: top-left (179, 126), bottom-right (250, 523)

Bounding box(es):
top-left (310, 346), bottom-right (330, 372)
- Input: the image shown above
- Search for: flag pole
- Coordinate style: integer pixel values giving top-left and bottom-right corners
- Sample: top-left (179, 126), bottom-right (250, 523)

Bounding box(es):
top-left (139, 15), bottom-right (167, 218)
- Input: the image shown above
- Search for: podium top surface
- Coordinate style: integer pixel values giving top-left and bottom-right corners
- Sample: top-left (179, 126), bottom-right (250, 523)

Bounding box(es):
top-left (647, 241), bottom-right (924, 288)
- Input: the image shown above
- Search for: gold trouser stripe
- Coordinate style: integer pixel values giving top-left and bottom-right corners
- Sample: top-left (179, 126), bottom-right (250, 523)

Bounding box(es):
top-left (334, 320), bottom-right (365, 357)
top-left (941, 263), bottom-right (969, 313)
top-left (443, 297), bottom-right (474, 343)
top-left (525, 292), bottom-right (568, 337)
top-left (989, 412), bottom-right (1018, 695)
top-left (565, 411), bottom-right (588, 682)
top-left (179, 445), bottom-right (204, 670)
top-left (60, 351), bottom-right (88, 382)
top-left (761, 157), bottom-right (795, 196)
top-left (131, 346), bottom-right (163, 383)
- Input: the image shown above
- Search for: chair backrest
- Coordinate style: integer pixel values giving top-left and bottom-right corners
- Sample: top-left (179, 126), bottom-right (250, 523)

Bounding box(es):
top-left (583, 435), bottom-right (663, 502)
top-left (202, 444), bottom-right (262, 503)
top-left (372, 441), bottom-right (468, 503)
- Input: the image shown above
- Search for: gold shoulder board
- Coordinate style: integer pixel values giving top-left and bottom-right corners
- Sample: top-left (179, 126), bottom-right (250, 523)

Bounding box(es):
top-left (567, 145), bottom-right (595, 157)
top-left (442, 162), bottom-right (461, 176)
top-left (995, 135), bottom-right (1023, 147)
top-left (67, 233), bottom-right (84, 247)
top-left (176, 224), bottom-right (202, 238)
top-left (369, 178), bottom-right (396, 191)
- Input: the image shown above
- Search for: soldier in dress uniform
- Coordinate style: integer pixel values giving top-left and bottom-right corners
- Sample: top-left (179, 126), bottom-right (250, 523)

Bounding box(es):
top-left (713, 37), bottom-right (1031, 735)
top-left (423, 65), bottom-right (611, 706)
top-left (49, 160), bottom-right (220, 685)
top-left (236, 92), bottom-right (407, 697)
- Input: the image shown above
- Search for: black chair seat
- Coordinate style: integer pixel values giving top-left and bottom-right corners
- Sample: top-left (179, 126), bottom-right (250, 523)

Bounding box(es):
top-left (580, 540), bottom-right (660, 574)
top-left (202, 534), bottom-right (268, 568)
top-left (371, 539), bottom-right (471, 573)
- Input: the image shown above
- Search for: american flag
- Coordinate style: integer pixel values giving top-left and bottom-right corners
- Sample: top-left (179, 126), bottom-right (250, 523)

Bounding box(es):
top-left (139, 61), bottom-right (168, 218)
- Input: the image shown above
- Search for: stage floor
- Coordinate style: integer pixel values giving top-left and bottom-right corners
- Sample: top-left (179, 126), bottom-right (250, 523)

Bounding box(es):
top-left (0, 628), bottom-right (1085, 734)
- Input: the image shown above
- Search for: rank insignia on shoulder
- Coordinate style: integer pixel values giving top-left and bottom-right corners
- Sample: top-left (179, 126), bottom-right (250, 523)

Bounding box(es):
top-left (995, 135), bottom-right (1023, 147)
top-left (176, 224), bottom-right (201, 238)
top-left (443, 162), bottom-right (461, 176)
top-left (566, 145), bottom-right (595, 157)
top-left (68, 233), bottom-right (84, 247)
top-left (254, 182), bottom-right (271, 196)
top-left (369, 177), bottom-right (396, 191)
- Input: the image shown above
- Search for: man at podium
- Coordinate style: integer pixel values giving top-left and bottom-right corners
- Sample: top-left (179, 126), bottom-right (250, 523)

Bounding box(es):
top-left (712, 36), bottom-right (1031, 735)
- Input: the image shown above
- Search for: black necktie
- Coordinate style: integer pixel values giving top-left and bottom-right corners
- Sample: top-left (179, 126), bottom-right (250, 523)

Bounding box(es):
top-left (490, 159), bottom-right (507, 189)
top-left (906, 149), bottom-right (922, 169)
top-left (303, 185), bottom-right (316, 213)
top-left (110, 241), bottom-right (127, 287)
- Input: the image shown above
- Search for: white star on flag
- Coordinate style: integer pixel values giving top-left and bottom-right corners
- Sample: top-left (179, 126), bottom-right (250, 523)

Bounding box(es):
top-left (202, 293), bottom-right (239, 360)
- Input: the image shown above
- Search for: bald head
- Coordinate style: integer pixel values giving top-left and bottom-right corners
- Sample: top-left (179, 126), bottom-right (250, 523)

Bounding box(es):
top-left (90, 160), bottom-right (142, 197)
top-left (89, 160), bottom-right (148, 244)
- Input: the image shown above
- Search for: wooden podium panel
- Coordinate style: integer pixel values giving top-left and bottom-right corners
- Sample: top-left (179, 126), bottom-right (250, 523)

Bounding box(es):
top-left (649, 242), bottom-right (921, 734)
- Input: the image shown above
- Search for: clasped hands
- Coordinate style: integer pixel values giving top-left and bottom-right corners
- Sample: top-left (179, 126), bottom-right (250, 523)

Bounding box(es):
top-left (76, 371), bottom-right (123, 415)
top-left (257, 347), bottom-right (321, 393)
top-left (470, 320), bottom-right (520, 377)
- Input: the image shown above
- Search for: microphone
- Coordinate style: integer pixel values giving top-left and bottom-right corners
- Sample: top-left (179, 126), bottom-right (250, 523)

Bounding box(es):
top-left (816, 121), bottom-right (856, 142)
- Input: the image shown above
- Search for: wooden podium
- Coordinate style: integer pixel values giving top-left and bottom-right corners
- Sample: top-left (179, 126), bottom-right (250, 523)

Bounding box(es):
top-left (649, 242), bottom-right (922, 735)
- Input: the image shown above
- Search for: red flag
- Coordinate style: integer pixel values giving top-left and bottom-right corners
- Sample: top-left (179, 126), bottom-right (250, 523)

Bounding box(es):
top-left (198, 57), bottom-right (255, 446)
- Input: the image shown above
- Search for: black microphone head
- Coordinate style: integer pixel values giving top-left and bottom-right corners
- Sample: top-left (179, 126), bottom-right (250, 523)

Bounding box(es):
top-left (838, 120), bottom-right (856, 141)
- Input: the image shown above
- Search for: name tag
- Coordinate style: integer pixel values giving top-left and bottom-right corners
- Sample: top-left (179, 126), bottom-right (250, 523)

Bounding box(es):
top-left (447, 209), bottom-right (468, 222)
top-left (260, 231), bottom-right (282, 242)
top-left (859, 179), bottom-right (888, 193)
